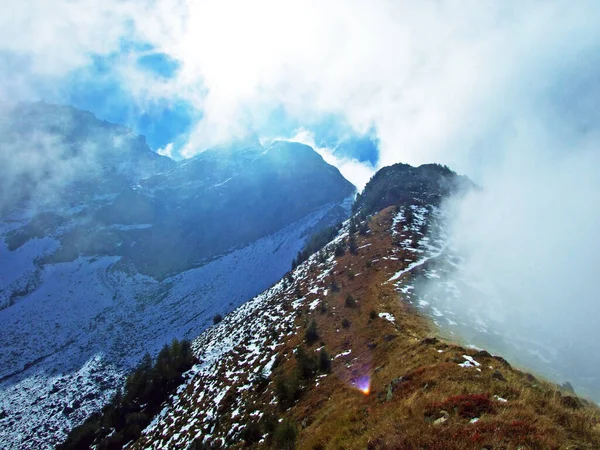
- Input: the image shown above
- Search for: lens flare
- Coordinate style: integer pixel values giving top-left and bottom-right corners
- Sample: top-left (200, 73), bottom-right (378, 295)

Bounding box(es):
top-left (353, 376), bottom-right (371, 395)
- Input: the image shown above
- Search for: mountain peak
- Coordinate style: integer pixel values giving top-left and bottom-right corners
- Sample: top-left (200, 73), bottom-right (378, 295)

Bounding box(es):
top-left (354, 161), bottom-right (473, 216)
top-left (0, 102), bottom-right (174, 214)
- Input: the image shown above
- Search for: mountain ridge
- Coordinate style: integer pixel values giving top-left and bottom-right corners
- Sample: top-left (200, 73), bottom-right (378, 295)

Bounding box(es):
top-left (59, 162), bottom-right (600, 449)
top-left (115, 202), bottom-right (600, 450)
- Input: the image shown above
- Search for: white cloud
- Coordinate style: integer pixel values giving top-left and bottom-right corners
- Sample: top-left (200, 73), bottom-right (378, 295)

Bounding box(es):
top-left (148, 1), bottom-right (600, 174)
top-left (4, 1), bottom-right (599, 170)
top-left (430, 128), bottom-right (600, 399)
top-left (157, 142), bottom-right (175, 159)
top-left (276, 128), bottom-right (375, 191)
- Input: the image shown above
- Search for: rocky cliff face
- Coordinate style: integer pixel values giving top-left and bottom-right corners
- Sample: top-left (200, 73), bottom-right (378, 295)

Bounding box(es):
top-left (1, 106), bottom-right (355, 280)
top-left (353, 162), bottom-right (473, 216)
top-left (0, 101), bottom-right (174, 214)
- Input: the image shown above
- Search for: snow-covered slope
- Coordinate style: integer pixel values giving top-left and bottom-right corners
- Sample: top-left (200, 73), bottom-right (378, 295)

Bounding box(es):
top-left (0, 201), bottom-right (350, 449)
top-left (130, 221), bottom-right (349, 450)
top-left (351, 163), bottom-right (599, 402)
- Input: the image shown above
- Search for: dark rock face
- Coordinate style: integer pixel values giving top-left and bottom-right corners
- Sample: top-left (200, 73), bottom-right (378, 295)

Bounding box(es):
top-left (492, 370), bottom-right (507, 382)
top-left (354, 162), bottom-right (474, 215)
top-left (0, 101), bottom-right (174, 213)
top-left (561, 395), bottom-right (583, 410)
top-left (1, 104), bottom-right (355, 279)
top-left (106, 140), bottom-right (355, 278)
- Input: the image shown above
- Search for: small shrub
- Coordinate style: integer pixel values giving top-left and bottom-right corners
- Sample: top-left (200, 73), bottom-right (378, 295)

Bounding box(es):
top-left (358, 221), bottom-right (369, 235)
top-left (427, 394), bottom-right (495, 419)
top-left (124, 423), bottom-right (142, 443)
top-left (345, 295), bottom-right (356, 308)
top-left (241, 421), bottom-right (262, 445)
top-left (273, 419), bottom-right (298, 450)
top-left (330, 279), bottom-right (340, 292)
top-left (369, 310), bottom-right (377, 320)
top-left (334, 243), bottom-right (345, 257)
top-left (275, 372), bottom-right (302, 409)
top-left (349, 218), bottom-right (357, 235)
top-left (217, 387), bottom-right (237, 414)
top-left (296, 346), bottom-right (317, 379)
top-left (319, 301), bottom-right (328, 314)
top-left (305, 320), bottom-right (319, 345)
top-left (212, 314), bottom-right (223, 325)
top-left (317, 251), bottom-right (327, 264)
top-left (318, 349), bottom-right (332, 373)
top-left (349, 235), bottom-right (358, 254)
top-left (261, 411), bottom-right (279, 433)
top-left (255, 371), bottom-right (270, 392)
top-left (189, 437), bottom-right (219, 450)
top-left (342, 318), bottom-right (350, 329)
top-left (97, 431), bottom-right (125, 450)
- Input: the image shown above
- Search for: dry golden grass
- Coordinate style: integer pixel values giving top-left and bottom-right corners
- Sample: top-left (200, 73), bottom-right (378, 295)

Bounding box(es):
top-left (262, 207), bottom-right (600, 450)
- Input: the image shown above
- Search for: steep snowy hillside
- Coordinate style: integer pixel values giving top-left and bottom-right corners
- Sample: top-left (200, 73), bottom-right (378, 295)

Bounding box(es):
top-left (0, 103), bottom-right (355, 449)
top-left (0, 203), bottom-right (349, 449)
top-left (1, 114), bottom-right (354, 281)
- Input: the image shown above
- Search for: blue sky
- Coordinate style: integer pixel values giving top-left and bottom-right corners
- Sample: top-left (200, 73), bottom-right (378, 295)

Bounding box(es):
top-left (49, 50), bottom-right (197, 155)
top-left (39, 47), bottom-right (379, 167)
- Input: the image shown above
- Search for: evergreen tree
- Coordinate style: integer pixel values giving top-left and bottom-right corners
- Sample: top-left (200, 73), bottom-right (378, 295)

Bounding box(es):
top-left (59, 340), bottom-right (197, 450)
top-left (305, 319), bottom-right (319, 345)
top-left (345, 295), bottom-right (356, 307)
top-left (358, 221), bottom-right (369, 236)
top-left (273, 419), bottom-right (298, 450)
top-left (295, 346), bottom-right (317, 379)
top-left (318, 348), bottom-right (332, 373)
top-left (275, 372), bottom-right (301, 409)
top-left (349, 218), bottom-right (357, 235)
top-left (349, 234), bottom-right (358, 254)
